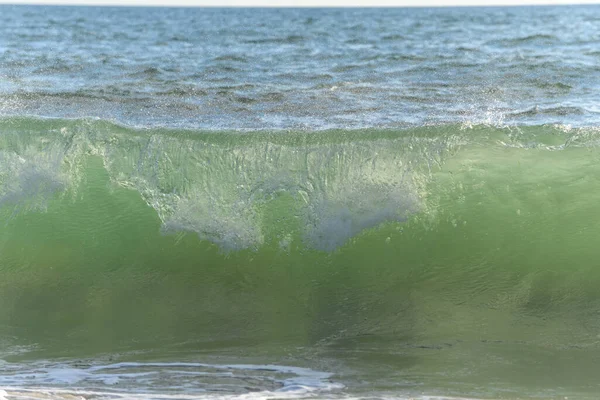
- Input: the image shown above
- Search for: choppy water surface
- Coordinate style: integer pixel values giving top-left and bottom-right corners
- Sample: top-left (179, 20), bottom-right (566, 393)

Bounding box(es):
top-left (1, 6), bottom-right (600, 129)
top-left (2, 5), bottom-right (600, 400)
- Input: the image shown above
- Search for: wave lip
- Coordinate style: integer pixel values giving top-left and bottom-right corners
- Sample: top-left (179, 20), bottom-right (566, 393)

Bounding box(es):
top-left (6, 117), bottom-right (600, 251)
top-left (0, 117), bottom-right (448, 251)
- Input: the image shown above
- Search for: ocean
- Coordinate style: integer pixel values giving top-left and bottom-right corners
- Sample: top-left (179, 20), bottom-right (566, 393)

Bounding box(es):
top-left (1, 4), bottom-right (600, 399)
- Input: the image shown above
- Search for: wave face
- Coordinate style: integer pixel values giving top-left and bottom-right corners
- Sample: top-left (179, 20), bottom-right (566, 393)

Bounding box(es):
top-left (3, 119), bottom-right (600, 398)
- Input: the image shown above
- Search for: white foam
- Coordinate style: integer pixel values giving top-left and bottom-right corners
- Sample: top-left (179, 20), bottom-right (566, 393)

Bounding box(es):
top-left (0, 123), bottom-right (453, 251)
top-left (0, 150), bottom-right (65, 212)
top-left (0, 361), bottom-right (343, 400)
top-left (0, 387), bottom-right (498, 400)
top-left (99, 132), bottom-right (432, 252)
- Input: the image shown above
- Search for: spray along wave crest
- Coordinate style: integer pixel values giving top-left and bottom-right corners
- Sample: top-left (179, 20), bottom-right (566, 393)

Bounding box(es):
top-left (0, 117), bottom-right (459, 251)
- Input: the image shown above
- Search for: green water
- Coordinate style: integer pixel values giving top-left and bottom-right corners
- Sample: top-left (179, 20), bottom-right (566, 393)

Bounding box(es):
top-left (2, 119), bottom-right (600, 398)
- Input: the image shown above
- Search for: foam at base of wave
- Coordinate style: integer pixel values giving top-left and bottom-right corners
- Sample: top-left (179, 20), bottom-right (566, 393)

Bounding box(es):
top-left (0, 361), bottom-right (343, 400)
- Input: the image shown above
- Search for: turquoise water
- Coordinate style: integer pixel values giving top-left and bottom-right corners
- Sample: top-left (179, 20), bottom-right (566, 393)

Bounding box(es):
top-left (2, 5), bottom-right (600, 400)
